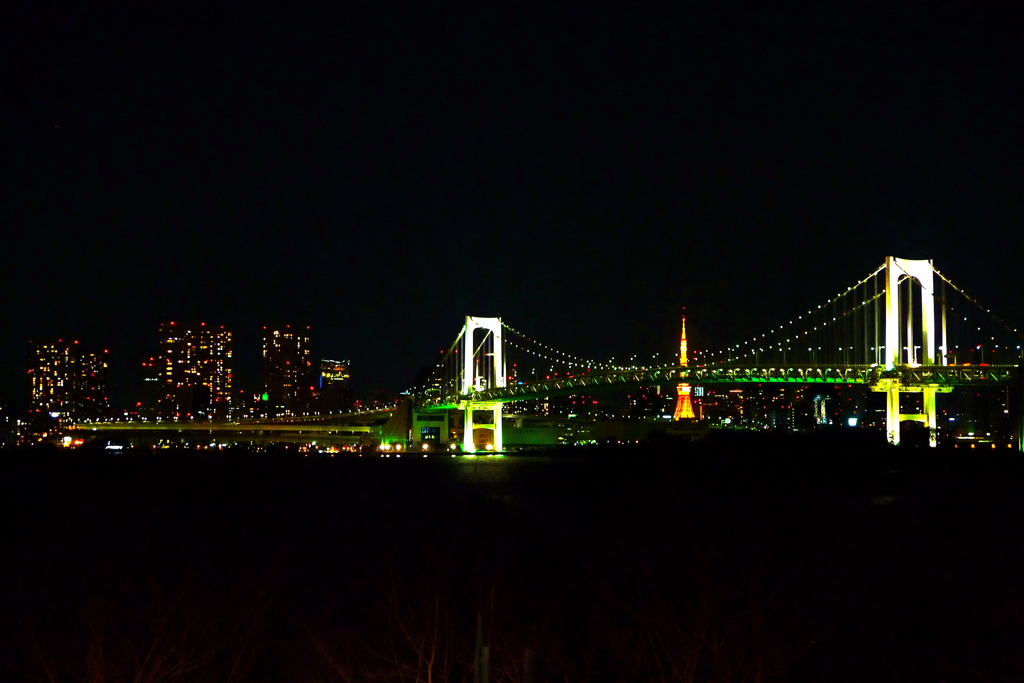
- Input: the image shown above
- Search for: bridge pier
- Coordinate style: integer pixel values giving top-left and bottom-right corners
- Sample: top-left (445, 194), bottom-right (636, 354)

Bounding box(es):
top-left (876, 378), bottom-right (946, 447)
top-left (924, 387), bottom-right (938, 448)
top-left (462, 403), bottom-right (503, 453)
top-left (464, 408), bottom-right (474, 454)
top-left (1018, 363), bottom-right (1024, 453)
top-left (886, 386), bottom-right (900, 446)
top-left (494, 404), bottom-right (503, 452)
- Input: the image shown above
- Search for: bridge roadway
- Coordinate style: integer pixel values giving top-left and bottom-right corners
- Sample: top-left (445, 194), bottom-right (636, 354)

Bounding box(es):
top-left (72, 408), bottom-right (397, 439)
top-left (71, 365), bottom-right (1020, 436)
top-left (421, 363), bottom-right (1021, 408)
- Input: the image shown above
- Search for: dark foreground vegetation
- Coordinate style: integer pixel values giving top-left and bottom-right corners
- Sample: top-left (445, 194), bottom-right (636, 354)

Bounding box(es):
top-left (2, 433), bottom-right (1024, 682)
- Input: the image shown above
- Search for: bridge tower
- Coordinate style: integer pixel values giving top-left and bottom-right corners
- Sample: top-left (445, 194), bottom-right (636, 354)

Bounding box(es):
top-left (878, 256), bottom-right (949, 447)
top-left (460, 316), bottom-right (505, 453)
top-left (672, 308), bottom-right (696, 420)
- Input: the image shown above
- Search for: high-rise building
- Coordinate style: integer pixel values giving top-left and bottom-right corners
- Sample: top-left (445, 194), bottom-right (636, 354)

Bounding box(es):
top-left (262, 326), bottom-right (313, 417)
top-left (138, 356), bottom-right (162, 419)
top-left (319, 358), bottom-right (352, 414)
top-left (0, 403), bottom-right (13, 447)
top-left (156, 322), bottom-right (233, 420)
top-left (28, 340), bottom-right (110, 423)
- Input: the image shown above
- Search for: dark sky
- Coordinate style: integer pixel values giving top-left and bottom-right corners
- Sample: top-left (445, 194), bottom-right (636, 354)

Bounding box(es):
top-left (6, 4), bottom-right (1023, 404)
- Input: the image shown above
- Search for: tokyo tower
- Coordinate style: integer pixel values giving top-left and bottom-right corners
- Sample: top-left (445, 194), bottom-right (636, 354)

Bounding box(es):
top-left (672, 308), bottom-right (696, 420)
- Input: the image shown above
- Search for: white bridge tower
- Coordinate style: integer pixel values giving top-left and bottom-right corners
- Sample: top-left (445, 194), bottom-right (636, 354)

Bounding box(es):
top-left (876, 256), bottom-right (950, 447)
top-left (460, 316), bottom-right (505, 453)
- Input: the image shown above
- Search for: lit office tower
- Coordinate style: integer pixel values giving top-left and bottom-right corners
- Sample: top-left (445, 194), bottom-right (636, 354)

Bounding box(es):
top-left (319, 358), bottom-right (352, 414)
top-left (139, 356), bottom-right (162, 418)
top-left (28, 340), bottom-right (110, 423)
top-left (262, 326), bottom-right (313, 417)
top-left (157, 322), bottom-right (233, 420)
top-left (672, 309), bottom-right (696, 420)
top-left (77, 350), bottom-right (110, 421)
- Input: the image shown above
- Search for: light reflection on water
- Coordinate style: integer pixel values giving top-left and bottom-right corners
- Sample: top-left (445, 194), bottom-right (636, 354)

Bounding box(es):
top-left (358, 451), bottom-right (611, 511)
top-left (439, 455), bottom-right (580, 507)
top-left (448, 455), bottom-right (561, 487)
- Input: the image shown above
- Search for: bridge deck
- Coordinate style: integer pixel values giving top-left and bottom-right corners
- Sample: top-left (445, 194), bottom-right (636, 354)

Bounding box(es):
top-left (422, 364), bottom-right (1020, 408)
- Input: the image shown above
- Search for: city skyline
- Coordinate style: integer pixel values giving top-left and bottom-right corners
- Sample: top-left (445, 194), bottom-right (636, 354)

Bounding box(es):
top-left (17, 321), bottom-right (359, 414)
top-left (7, 6), bottom-right (1024, 404)
top-left (14, 260), bottom-right (1019, 452)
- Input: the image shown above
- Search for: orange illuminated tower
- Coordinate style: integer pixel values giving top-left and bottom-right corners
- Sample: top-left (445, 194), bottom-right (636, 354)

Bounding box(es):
top-left (672, 308), bottom-right (696, 420)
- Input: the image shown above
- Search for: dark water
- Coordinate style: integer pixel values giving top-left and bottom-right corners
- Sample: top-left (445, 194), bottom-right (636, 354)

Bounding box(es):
top-left (2, 438), bottom-right (1023, 681)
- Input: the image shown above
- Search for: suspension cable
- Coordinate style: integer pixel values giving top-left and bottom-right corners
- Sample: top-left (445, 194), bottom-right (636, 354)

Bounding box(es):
top-left (932, 267), bottom-right (1024, 342)
top-left (500, 321), bottom-right (626, 370)
top-left (699, 264), bottom-right (885, 364)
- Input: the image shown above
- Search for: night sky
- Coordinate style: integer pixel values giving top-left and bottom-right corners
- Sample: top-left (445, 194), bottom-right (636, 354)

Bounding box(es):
top-left (6, 5), bottom-right (1023, 404)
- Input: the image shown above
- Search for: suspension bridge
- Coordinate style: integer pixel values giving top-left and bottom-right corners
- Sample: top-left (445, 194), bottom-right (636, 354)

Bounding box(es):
top-left (77, 256), bottom-right (1022, 453)
top-left (411, 257), bottom-right (1023, 452)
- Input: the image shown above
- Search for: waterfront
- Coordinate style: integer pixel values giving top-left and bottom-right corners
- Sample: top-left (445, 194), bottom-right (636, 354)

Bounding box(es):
top-left (2, 436), bottom-right (1023, 681)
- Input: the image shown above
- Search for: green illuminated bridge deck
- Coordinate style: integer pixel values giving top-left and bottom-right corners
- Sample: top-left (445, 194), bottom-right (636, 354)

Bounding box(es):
top-left (74, 365), bottom-right (1020, 434)
top-left (422, 364), bottom-right (1021, 408)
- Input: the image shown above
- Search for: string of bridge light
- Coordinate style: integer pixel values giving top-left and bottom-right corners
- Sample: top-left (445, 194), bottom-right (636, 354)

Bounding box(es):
top-left (933, 267), bottom-right (1024, 342)
top-left (698, 264), bottom-right (886, 363)
top-left (412, 323), bottom-right (647, 393)
top-left (405, 330), bottom-right (467, 395)
top-left (893, 262), bottom-right (1021, 352)
top-left (892, 263), bottom-right (1024, 358)
top-left (504, 337), bottom-right (598, 370)
top-left (510, 336), bottom-right (670, 372)
top-left (697, 288), bottom-right (887, 365)
top-left (502, 336), bottom-right (661, 372)
top-left (927, 294), bottom-right (1019, 356)
top-left (694, 267), bottom-right (1021, 365)
top-left (500, 321), bottom-right (627, 371)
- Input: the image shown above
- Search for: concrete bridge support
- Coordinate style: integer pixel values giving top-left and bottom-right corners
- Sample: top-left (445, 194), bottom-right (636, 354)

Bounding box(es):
top-left (461, 316), bottom-right (505, 453)
top-left (884, 257), bottom-right (942, 447)
top-left (462, 403), bottom-right (503, 453)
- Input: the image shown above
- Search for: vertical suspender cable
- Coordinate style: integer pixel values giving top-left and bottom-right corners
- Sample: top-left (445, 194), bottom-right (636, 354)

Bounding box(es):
top-left (941, 277), bottom-right (948, 366)
top-left (849, 286), bottom-right (854, 365)
top-left (903, 277), bottom-right (912, 365)
top-left (863, 277), bottom-right (869, 364)
top-left (875, 271), bottom-right (881, 366)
